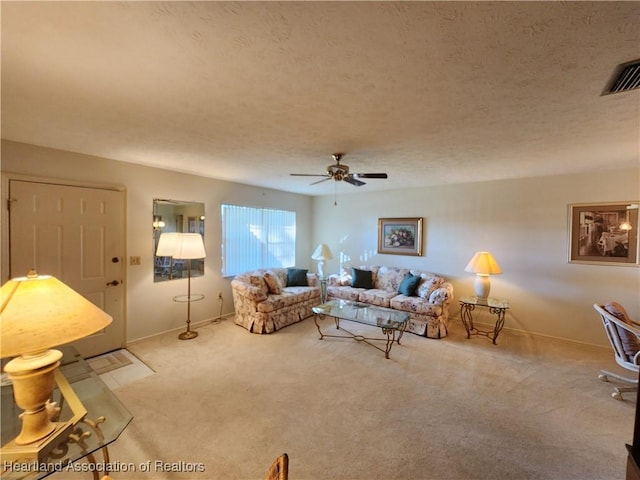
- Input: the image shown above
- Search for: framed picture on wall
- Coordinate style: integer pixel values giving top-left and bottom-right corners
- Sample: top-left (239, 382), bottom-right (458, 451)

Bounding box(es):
top-left (378, 217), bottom-right (423, 256)
top-left (568, 202), bottom-right (639, 265)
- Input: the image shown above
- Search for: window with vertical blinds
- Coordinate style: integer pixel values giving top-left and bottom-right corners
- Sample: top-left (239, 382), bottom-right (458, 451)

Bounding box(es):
top-left (221, 204), bottom-right (296, 277)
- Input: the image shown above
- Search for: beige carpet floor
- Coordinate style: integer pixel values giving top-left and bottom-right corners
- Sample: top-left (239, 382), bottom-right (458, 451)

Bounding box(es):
top-left (67, 316), bottom-right (634, 479)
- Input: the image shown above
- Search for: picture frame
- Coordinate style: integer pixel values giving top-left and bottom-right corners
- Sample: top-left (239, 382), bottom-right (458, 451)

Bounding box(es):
top-left (568, 202), bottom-right (639, 266)
top-left (378, 217), bottom-right (423, 256)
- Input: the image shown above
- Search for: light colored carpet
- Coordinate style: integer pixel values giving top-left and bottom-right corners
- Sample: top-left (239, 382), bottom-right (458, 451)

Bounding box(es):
top-left (79, 317), bottom-right (633, 480)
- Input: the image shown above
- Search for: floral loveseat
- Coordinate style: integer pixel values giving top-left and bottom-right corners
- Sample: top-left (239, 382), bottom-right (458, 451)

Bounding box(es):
top-left (326, 266), bottom-right (454, 339)
top-left (231, 268), bottom-right (320, 334)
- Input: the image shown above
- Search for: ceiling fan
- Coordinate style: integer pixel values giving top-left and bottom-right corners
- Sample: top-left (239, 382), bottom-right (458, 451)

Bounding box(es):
top-left (290, 153), bottom-right (388, 187)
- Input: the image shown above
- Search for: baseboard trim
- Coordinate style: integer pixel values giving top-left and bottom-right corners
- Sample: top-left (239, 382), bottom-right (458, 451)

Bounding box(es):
top-left (126, 312), bottom-right (235, 347)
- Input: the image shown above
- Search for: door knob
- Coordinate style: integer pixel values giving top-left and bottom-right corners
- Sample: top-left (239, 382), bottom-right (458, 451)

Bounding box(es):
top-left (106, 280), bottom-right (120, 286)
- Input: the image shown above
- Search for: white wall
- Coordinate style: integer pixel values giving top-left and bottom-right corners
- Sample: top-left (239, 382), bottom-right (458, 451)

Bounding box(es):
top-left (3, 140), bottom-right (638, 348)
top-left (1, 140), bottom-right (313, 342)
top-left (312, 168), bottom-right (640, 347)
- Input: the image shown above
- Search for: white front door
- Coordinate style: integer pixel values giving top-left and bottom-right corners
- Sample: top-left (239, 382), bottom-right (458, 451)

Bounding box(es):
top-left (8, 179), bottom-right (126, 358)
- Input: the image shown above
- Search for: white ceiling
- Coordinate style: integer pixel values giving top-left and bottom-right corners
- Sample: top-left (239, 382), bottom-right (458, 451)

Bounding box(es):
top-left (2, 1), bottom-right (639, 196)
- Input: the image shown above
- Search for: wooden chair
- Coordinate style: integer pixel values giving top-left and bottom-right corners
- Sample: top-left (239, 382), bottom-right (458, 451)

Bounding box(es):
top-left (265, 453), bottom-right (289, 480)
top-left (594, 303), bottom-right (640, 400)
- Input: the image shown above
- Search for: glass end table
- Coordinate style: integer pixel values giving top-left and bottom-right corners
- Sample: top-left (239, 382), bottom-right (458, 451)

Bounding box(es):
top-left (1, 346), bottom-right (133, 479)
top-left (459, 296), bottom-right (510, 344)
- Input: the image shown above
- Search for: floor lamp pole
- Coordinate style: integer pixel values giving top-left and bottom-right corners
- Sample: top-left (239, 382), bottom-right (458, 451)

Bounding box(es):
top-left (178, 259), bottom-right (198, 340)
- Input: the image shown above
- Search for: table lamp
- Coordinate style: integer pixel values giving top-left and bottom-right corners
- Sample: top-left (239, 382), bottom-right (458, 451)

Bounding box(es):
top-left (464, 251), bottom-right (502, 300)
top-left (172, 233), bottom-right (206, 340)
top-left (0, 270), bottom-right (112, 453)
top-left (311, 244), bottom-right (333, 278)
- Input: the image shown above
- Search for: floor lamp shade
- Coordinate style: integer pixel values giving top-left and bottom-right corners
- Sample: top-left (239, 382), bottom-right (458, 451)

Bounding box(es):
top-left (311, 244), bottom-right (333, 278)
top-left (0, 271), bottom-right (112, 446)
top-left (173, 233), bottom-right (206, 260)
top-left (464, 251), bottom-right (502, 299)
top-left (156, 232), bottom-right (180, 256)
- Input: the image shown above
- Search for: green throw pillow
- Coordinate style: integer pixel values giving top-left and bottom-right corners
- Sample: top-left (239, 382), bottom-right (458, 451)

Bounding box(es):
top-left (398, 274), bottom-right (420, 296)
top-left (351, 268), bottom-right (373, 289)
top-left (287, 268), bottom-right (308, 286)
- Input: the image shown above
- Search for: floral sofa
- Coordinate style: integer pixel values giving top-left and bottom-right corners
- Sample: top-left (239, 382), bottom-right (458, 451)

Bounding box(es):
top-left (326, 266), bottom-right (454, 339)
top-left (231, 268), bottom-right (320, 334)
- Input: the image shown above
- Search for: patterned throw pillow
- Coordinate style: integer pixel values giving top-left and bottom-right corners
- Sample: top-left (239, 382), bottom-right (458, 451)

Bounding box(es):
top-left (248, 275), bottom-right (269, 297)
top-left (417, 277), bottom-right (442, 299)
top-left (605, 302), bottom-right (640, 360)
top-left (263, 270), bottom-right (282, 294)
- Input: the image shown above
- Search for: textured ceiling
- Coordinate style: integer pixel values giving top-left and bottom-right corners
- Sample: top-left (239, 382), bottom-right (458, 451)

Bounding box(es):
top-left (2, 1), bottom-right (639, 195)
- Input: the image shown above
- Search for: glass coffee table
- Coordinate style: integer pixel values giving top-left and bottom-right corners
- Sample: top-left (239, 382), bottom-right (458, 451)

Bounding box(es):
top-left (312, 300), bottom-right (409, 359)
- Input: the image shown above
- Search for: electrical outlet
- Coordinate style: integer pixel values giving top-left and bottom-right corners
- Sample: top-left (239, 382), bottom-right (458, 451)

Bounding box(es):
top-left (129, 256), bottom-right (141, 266)
top-left (218, 291), bottom-right (223, 299)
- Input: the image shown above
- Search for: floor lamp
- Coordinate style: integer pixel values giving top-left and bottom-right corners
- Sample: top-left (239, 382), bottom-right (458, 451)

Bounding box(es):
top-left (172, 233), bottom-right (206, 340)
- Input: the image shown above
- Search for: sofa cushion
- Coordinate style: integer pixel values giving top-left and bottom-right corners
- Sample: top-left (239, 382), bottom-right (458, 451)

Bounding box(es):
top-left (287, 268), bottom-right (308, 286)
top-left (263, 270), bottom-right (283, 294)
top-left (327, 285), bottom-right (363, 302)
top-left (358, 289), bottom-right (399, 308)
top-left (256, 287), bottom-right (319, 313)
top-left (398, 274), bottom-right (421, 296)
top-left (352, 268), bottom-right (374, 289)
top-left (605, 302), bottom-right (640, 361)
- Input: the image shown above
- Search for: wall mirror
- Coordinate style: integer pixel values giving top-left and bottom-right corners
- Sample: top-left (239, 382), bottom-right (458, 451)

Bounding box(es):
top-left (153, 198), bottom-right (205, 282)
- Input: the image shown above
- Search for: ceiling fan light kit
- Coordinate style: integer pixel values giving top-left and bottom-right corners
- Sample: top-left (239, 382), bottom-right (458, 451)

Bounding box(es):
top-left (291, 153), bottom-right (388, 187)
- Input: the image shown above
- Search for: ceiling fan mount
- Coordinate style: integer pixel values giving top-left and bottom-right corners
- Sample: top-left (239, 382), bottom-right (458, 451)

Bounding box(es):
top-left (290, 153), bottom-right (388, 187)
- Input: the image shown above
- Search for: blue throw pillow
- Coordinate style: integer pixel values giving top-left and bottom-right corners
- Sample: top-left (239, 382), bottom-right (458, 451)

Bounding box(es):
top-left (351, 268), bottom-right (373, 289)
top-left (398, 274), bottom-right (421, 296)
top-left (287, 268), bottom-right (308, 286)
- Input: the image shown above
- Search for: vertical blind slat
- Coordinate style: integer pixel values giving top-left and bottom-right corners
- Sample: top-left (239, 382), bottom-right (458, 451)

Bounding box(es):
top-left (222, 204), bottom-right (296, 276)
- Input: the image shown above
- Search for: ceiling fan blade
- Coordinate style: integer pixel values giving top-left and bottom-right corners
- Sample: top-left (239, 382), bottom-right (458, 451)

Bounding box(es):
top-left (290, 173), bottom-right (330, 177)
top-left (344, 176), bottom-right (366, 187)
top-left (310, 177), bottom-right (332, 186)
top-left (353, 173), bottom-right (388, 179)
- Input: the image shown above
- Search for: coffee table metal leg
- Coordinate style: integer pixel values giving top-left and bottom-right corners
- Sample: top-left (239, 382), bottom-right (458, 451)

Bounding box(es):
top-left (396, 321), bottom-right (407, 345)
top-left (312, 314), bottom-right (406, 359)
top-left (313, 314), bottom-right (325, 339)
top-left (381, 327), bottom-right (396, 359)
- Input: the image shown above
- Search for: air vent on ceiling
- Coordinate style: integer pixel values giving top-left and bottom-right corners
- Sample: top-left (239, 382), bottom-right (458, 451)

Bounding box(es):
top-left (602, 59), bottom-right (640, 95)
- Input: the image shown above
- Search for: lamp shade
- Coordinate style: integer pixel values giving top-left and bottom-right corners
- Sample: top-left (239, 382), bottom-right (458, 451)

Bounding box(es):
top-left (464, 251), bottom-right (502, 276)
top-left (311, 244), bottom-right (333, 261)
top-left (156, 232), bottom-right (180, 257)
top-left (173, 233), bottom-right (206, 260)
top-left (0, 272), bottom-right (113, 359)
